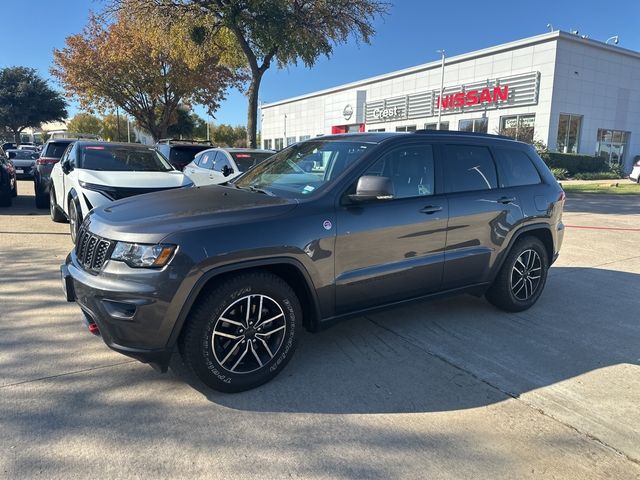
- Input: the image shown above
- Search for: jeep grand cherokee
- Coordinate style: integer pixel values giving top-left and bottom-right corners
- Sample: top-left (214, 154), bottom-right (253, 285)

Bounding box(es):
top-left (61, 131), bottom-right (565, 392)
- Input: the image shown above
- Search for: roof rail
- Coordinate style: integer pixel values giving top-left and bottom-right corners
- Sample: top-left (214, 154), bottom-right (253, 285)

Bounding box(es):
top-left (157, 138), bottom-right (213, 145)
top-left (414, 130), bottom-right (512, 140)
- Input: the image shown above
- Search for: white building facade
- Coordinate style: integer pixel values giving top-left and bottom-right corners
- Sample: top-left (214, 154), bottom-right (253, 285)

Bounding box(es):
top-left (261, 31), bottom-right (640, 172)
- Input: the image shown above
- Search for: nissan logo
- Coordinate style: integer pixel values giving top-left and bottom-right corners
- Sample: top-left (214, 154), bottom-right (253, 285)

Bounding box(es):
top-left (343, 104), bottom-right (353, 120)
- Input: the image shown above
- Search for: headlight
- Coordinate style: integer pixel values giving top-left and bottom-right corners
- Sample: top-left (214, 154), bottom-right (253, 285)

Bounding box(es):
top-left (110, 242), bottom-right (176, 268)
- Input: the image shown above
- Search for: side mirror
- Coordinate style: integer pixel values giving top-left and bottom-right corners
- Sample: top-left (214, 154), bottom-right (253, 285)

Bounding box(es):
top-left (347, 175), bottom-right (394, 203)
top-left (222, 165), bottom-right (234, 177)
top-left (61, 159), bottom-right (72, 174)
top-left (7, 151), bottom-right (15, 159)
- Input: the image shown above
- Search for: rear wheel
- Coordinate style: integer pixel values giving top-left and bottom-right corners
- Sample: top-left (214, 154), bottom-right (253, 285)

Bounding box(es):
top-left (0, 188), bottom-right (11, 207)
top-left (486, 236), bottom-right (549, 312)
top-left (180, 271), bottom-right (301, 393)
top-left (35, 183), bottom-right (49, 209)
top-left (49, 187), bottom-right (67, 223)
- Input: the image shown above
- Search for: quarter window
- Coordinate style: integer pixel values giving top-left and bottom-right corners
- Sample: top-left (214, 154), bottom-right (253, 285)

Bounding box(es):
top-left (500, 114), bottom-right (535, 143)
top-left (363, 145), bottom-right (435, 199)
top-left (556, 114), bottom-right (582, 153)
top-left (494, 147), bottom-right (541, 187)
top-left (444, 145), bottom-right (498, 193)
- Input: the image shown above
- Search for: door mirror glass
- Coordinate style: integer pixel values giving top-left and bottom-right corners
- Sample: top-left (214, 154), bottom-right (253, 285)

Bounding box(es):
top-left (222, 165), bottom-right (234, 177)
top-left (61, 158), bottom-right (72, 174)
top-left (348, 175), bottom-right (394, 202)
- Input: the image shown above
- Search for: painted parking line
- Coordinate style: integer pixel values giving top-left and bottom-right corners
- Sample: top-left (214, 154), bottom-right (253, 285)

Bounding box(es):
top-left (565, 225), bottom-right (640, 232)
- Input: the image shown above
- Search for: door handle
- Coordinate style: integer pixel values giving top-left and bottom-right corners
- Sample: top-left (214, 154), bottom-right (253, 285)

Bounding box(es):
top-left (498, 196), bottom-right (516, 204)
top-left (419, 205), bottom-right (442, 214)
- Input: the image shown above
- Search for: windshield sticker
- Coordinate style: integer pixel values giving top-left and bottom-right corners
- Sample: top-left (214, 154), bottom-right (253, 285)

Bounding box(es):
top-left (302, 185), bottom-right (315, 194)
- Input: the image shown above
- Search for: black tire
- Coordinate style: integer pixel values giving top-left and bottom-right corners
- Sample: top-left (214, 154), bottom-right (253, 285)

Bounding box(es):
top-left (0, 189), bottom-right (11, 207)
top-left (180, 271), bottom-right (301, 393)
top-left (68, 197), bottom-right (82, 243)
top-left (35, 186), bottom-right (49, 209)
top-left (485, 236), bottom-right (549, 312)
top-left (49, 186), bottom-right (67, 223)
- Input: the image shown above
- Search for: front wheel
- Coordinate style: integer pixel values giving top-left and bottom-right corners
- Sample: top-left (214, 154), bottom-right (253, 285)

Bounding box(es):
top-left (68, 198), bottom-right (82, 243)
top-left (485, 236), bottom-right (549, 312)
top-left (180, 271), bottom-right (301, 393)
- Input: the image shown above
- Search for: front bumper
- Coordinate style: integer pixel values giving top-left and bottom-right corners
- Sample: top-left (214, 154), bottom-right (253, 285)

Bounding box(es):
top-left (60, 250), bottom-right (189, 371)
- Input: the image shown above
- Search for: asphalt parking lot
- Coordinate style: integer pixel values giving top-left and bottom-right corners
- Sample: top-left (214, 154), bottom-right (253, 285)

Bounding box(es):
top-left (1, 180), bottom-right (639, 479)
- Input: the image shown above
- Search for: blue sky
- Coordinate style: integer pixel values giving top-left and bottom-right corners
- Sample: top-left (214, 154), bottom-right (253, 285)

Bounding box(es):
top-left (1, 0), bottom-right (638, 127)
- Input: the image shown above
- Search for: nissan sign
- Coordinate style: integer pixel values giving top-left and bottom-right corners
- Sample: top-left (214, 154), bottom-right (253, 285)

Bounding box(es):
top-left (343, 104), bottom-right (353, 120)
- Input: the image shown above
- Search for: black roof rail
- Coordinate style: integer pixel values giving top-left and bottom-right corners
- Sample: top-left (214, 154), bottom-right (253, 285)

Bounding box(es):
top-left (414, 130), bottom-right (512, 140)
top-left (157, 138), bottom-right (213, 145)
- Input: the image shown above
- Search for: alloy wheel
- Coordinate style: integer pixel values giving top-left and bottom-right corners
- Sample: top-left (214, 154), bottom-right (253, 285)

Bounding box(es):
top-left (211, 294), bottom-right (287, 374)
top-left (510, 249), bottom-right (542, 301)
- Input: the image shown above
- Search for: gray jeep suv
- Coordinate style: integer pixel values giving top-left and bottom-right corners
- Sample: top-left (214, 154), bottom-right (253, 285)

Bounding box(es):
top-left (61, 131), bottom-right (565, 392)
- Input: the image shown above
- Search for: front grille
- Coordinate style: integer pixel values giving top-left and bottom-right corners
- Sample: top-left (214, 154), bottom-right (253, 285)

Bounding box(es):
top-left (75, 226), bottom-right (113, 272)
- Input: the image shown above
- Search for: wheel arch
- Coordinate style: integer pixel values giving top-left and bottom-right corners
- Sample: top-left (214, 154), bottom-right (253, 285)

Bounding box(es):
top-left (168, 258), bottom-right (322, 348)
top-left (493, 224), bottom-right (554, 279)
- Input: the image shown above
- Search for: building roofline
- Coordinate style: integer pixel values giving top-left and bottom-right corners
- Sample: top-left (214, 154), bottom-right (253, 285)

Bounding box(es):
top-left (262, 30), bottom-right (639, 109)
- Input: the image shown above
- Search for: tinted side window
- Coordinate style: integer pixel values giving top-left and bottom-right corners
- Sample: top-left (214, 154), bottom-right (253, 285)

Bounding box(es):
top-left (444, 145), bottom-right (497, 193)
top-left (494, 147), bottom-right (541, 187)
top-left (213, 152), bottom-right (231, 172)
top-left (199, 152), bottom-right (215, 170)
top-left (364, 144), bottom-right (435, 199)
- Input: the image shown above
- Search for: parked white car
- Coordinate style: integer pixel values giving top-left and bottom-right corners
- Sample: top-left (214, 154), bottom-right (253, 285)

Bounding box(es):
top-left (629, 156), bottom-right (640, 183)
top-left (184, 147), bottom-right (274, 186)
top-left (50, 141), bottom-right (192, 242)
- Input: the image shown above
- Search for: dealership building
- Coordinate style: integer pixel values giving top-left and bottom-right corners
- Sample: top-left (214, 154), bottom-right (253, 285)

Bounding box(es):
top-left (260, 30), bottom-right (640, 172)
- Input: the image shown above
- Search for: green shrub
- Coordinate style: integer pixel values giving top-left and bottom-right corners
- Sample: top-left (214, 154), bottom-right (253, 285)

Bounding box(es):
top-left (550, 168), bottom-right (568, 180)
top-left (573, 171), bottom-right (620, 180)
top-left (608, 164), bottom-right (625, 178)
top-left (540, 152), bottom-right (608, 175)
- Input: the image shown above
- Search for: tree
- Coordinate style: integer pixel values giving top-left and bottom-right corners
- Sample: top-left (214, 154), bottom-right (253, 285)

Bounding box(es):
top-left (52, 6), bottom-right (245, 141)
top-left (112, 0), bottom-right (389, 148)
top-left (0, 67), bottom-right (67, 145)
top-left (101, 113), bottom-right (134, 142)
top-left (167, 107), bottom-right (196, 138)
top-left (66, 112), bottom-right (102, 136)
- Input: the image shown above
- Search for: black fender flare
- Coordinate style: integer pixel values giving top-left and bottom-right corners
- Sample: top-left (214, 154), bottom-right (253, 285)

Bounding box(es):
top-left (166, 257), bottom-right (322, 348)
top-left (67, 188), bottom-right (82, 220)
top-left (490, 223), bottom-right (554, 282)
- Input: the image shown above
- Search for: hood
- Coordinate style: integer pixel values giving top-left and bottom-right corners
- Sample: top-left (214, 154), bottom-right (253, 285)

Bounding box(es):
top-left (78, 169), bottom-right (189, 188)
top-left (86, 184), bottom-right (297, 243)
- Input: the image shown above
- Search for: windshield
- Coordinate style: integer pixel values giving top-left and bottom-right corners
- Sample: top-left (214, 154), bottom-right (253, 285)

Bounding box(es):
top-left (78, 145), bottom-right (174, 172)
top-left (233, 141), bottom-right (372, 198)
top-left (169, 145), bottom-right (210, 165)
top-left (44, 142), bottom-right (72, 159)
top-left (230, 151), bottom-right (273, 172)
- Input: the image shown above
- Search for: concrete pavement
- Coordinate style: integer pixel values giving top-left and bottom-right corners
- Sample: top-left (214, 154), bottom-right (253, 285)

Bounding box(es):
top-left (1, 182), bottom-right (639, 479)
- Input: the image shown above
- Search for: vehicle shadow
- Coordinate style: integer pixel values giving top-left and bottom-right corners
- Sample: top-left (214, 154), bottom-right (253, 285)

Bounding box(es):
top-left (171, 266), bottom-right (640, 415)
top-left (0, 187), bottom-right (49, 216)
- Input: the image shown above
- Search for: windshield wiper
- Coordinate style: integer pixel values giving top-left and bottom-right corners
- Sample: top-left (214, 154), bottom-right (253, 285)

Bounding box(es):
top-left (248, 185), bottom-right (274, 196)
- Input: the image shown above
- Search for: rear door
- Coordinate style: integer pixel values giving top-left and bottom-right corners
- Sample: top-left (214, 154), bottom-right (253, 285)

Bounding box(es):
top-left (334, 142), bottom-right (448, 314)
top-left (190, 151), bottom-right (216, 185)
top-left (441, 143), bottom-right (525, 289)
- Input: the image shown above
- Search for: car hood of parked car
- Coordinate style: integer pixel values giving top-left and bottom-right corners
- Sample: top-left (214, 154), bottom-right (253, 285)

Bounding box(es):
top-left (86, 184), bottom-right (298, 243)
top-left (78, 169), bottom-right (190, 188)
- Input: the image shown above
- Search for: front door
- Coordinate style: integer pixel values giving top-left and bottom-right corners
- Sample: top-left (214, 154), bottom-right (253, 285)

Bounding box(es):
top-left (334, 143), bottom-right (448, 314)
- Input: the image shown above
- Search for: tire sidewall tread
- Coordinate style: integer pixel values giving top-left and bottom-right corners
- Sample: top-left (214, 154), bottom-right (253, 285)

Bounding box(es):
top-left (180, 271), bottom-right (301, 393)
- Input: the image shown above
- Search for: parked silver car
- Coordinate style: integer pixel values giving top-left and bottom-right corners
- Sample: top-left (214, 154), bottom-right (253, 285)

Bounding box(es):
top-left (184, 147), bottom-right (274, 186)
top-left (6, 149), bottom-right (39, 179)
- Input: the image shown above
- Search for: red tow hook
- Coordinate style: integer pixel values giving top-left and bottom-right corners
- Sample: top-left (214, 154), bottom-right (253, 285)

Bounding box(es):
top-left (88, 323), bottom-right (100, 336)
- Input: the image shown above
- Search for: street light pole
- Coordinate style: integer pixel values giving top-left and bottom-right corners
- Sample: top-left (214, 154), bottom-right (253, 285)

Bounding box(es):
top-left (127, 117), bottom-right (131, 143)
top-left (437, 49), bottom-right (445, 130)
top-left (116, 107), bottom-right (121, 142)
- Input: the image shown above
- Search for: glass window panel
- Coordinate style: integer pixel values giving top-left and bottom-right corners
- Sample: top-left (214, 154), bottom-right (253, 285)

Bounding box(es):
top-left (495, 147), bottom-right (541, 187)
top-left (459, 119), bottom-right (474, 132)
top-left (365, 145), bottom-right (435, 199)
top-left (444, 145), bottom-right (498, 193)
top-left (475, 117), bottom-right (488, 133)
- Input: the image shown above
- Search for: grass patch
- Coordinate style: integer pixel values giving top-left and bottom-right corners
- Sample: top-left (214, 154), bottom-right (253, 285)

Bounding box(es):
top-left (561, 182), bottom-right (640, 195)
